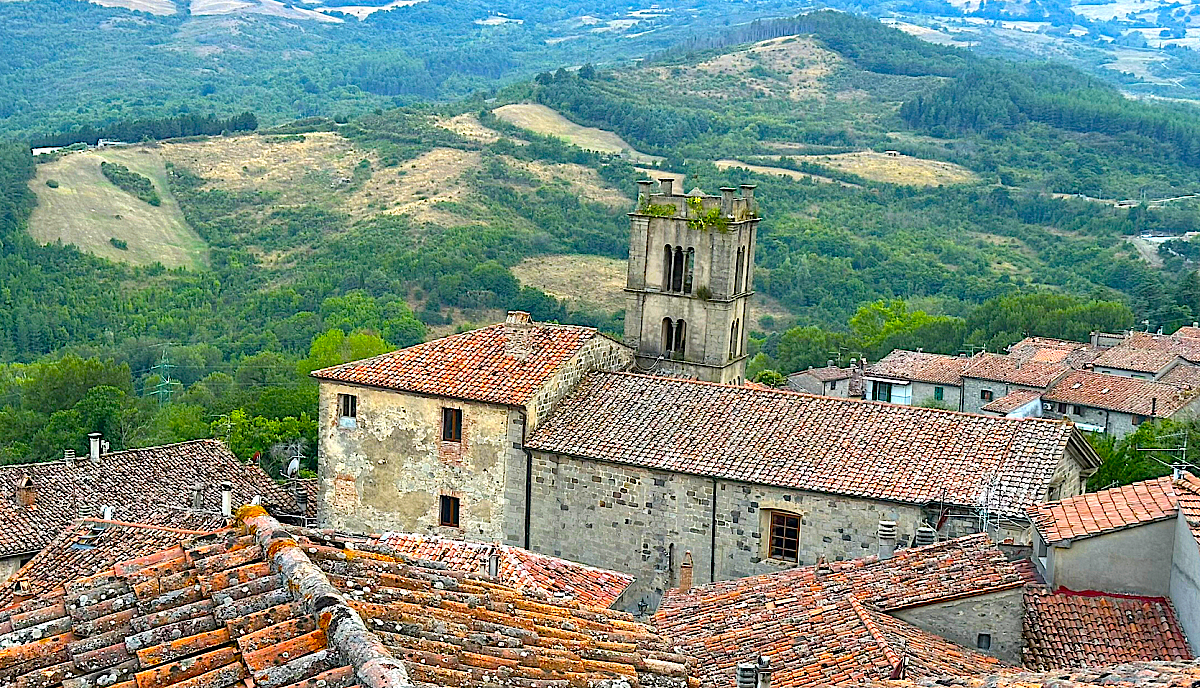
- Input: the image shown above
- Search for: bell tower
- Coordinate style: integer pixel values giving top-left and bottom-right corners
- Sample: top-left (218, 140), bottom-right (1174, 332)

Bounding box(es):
top-left (623, 178), bottom-right (760, 384)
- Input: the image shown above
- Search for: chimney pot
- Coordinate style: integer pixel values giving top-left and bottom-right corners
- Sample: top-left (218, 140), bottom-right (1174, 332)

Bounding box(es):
top-left (914, 524), bottom-right (937, 547)
top-left (739, 184), bottom-right (757, 214)
top-left (487, 547), bottom-right (501, 578)
top-left (736, 665), bottom-right (757, 688)
top-left (659, 178), bottom-right (675, 197)
top-left (720, 187), bottom-right (735, 216)
top-left (190, 483), bottom-right (204, 510)
top-left (88, 432), bottom-right (102, 463)
top-left (826, 359), bottom-right (834, 368)
top-left (679, 550), bottom-right (694, 592)
top-left (220, 481), bottom-right (233, 518)
top-left (503, 311), bottom-right (534, 360)
top-left (637, 179), bottom-right (653, 202)
top-left (878, 520), bottom-right (897, 560)
top-left (756, 656), bottom-right (775, 688)
top-left (64, 448), bottom-right (75, 463)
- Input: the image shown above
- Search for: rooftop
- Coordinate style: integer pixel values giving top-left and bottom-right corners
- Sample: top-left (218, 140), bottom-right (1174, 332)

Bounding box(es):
top-left (1122, 331), bottom-right (1200, 364)
top-left (654, 535), bottom-right (1017, 687)
top-left (864, 350), bottom-right (972, 386)
top-left (1022, 589), bottom-right (1192, 670)
top-left (528, 372), bottom-right (1096, 517)
top-left (961, 353), bottom-right (1069, 388)
top-left (0, 507), bottom-right (696, 688)
top-left (1006, 338), bottom-right (1102, 367)
top-left (879, 661), bottom-right (1200, 688)
top-left (0, 517), bottom-right (223, 609)
top-left (310, 313), bottom-right (613, 407)
top-left (372, 531), bottom-right (634, 607)
top-left (791, 365), bottom-right (854, 382)
top-left (0, 439), bottom-right (301, 558)
top-left (1091, 346), bottom-right (1182, 374)
top-left (1173, 473), bottom-right (1200, 548)
top-left (1158, 362), bottom-right (1200, 388)
top-left (1028, 475), bottom-right (1177, 543)
top-left (981, 389), bottom-right (1043, 414)
top-left (1043, 370), bottom-right (1199, 417)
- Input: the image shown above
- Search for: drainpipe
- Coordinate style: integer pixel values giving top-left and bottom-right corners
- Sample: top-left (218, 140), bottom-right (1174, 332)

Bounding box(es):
top-left (519, 410), bottom-right (532, 551)
top-left (710, 478), bottom-right (718, 583)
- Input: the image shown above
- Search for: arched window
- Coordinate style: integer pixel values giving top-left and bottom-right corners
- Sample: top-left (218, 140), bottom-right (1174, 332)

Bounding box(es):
top-left (662, 317), bottom-right (674, 354)
top-left (671, 247), bottom-right (684, 292)
top-left (683, 248), bottom-right (695, 294)
top-left (674, 320), bottom-right (686, 357)
top-left (734, 247), bottom-right (745, 294)
top-left (729, 320), bottom-right (738, 359)
top-left (663, 245), bottom-right (673, 291)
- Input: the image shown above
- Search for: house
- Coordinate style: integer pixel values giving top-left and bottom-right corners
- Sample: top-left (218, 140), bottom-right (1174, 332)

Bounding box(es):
top-left (653, 534), bottom-right (1019, 686)
top-left (0, 438), bottom-right (302, 582)
top-left (371, 531), bottom-right (634, 607)
top-left (310, 311), bottom-right (633, 539)
top-left (1040, 370), bottom-right (1200, 435)
top-left (0, 517), bottom-right (223, 608)
top-left (863, 350), bottom-right (973, 409)
top-left (960, 353), bottom-right (1072, 414)
top-left (523, 371), bottom-right (1099, 611)
top-left (0, 507), bottom-right (697, 688)
top-left (981, 389), bottom-right (1044, 419)
top-left (786, 361), bottom-right (862, 398)
top-left (1091, 346), bottom-right (1186, 379)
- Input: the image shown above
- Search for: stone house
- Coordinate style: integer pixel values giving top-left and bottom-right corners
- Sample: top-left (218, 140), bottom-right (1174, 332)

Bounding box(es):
top-left (1040, 370), bottom-right (1200, 436)
top-left (0, 437), bottom-right (301, 583)
top-left (1091, 346), bottom-right (1186, 379)
top-left (960, 353), bottom-right (1073, 415)
top-left (310, 311), bottom-right (633, 539)
top-left (523, 371), bottom-right (1100, 611)
top-left (786, 362), bottom-right (862, 398)
top-left (863, 350), bottom-right (973, 409)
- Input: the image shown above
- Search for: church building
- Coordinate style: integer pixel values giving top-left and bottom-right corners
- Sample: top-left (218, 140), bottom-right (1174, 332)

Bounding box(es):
top-left (312, 180), bottom-right (1100, 613)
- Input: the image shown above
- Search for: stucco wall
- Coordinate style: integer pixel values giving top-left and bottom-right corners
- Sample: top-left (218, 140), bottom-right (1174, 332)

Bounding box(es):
top-left (526, 450), bottom-right (937, 613)
top-left (315, 381), bottom-right (521, 539)
top-left (0, 555), bottom-right (26, 584)
top-left (891, 587), bottom-right (1025, 664)
top-left (912, 381), bottom-right (961, 410)
top-left (1170, 510), bottom-right (1200, 655)
top-left (962, 378), bottom-right (1043, 414)
top-left (1049, 519), bottom-right (1176, 596)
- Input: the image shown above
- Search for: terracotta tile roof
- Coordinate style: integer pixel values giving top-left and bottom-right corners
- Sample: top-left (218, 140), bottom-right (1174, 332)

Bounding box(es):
top-left (0, 518), bottom-right (224, 609)
top-left (1043, 370), bottom-right (1199, 417)
top-left (1158, 362), bottom-right (1200, 388)
top-left (654, 535), bottom-right (1014, 687)
top-left (371, 532), bottom-right (633, 608)
top-left (1006, 338), bottom-right (1102, 367)
top-left (0, 440), bottom-right (300, 558)
top-left (865, 351), bottom-right (972, 386)
top-left (1172, 326), bottom-right (1200, 339)
top-left (528, 372), bottom-right (1094, 517)
top-left (981, 389), bottom-right (1043, 414)
top-left (962, 353), bottom-right (1069, 388)
top-left (311, 314), bottom-right (610, 406)
top-left (796, 366), bottom-right (855, 383)
top-left (1022, 589), bottom-right (1192, 670)
top-left (1028, 475), bottom-right (1177, 543)
top-left (1123, 331), bottom-right (1200, 364)
top-left (877, 661), bottom-right (1200, 688)
top-left (1172, 473), bottom-right (1200, 546)
top-left (1092, 347), bottom-right (1182, 374)
top-left (0, 507), bottom-right (698, 688)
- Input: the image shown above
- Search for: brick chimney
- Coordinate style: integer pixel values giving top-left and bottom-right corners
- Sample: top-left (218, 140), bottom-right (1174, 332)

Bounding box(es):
top-left (503, 311), bottom-right (534, 360)
top-left (679, 550), bottom-right (694, 592)
top-left (15, 474), bottom-right (35, 508)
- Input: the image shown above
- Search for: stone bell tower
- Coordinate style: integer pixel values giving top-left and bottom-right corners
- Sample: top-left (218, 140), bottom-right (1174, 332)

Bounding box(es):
top-left (623, 178), bottom-right (760, 384)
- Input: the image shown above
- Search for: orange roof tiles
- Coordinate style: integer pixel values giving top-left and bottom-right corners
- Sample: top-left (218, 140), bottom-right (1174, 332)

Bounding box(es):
top-left (528, 372), bottom-right (1093, 517)
top-left (962, 353), bottom-right (1069, 388)
top-left (372, 532), bottom-right (633, 607)
top-left (1123, 331), bottom-right (1200, 364)
top-left (1022, 590), bottom-right (1192, 670)
top-left (1044, 370), bottom-right (1199, 417)
top-left (311, 316), bottom-right (609, 406)
top-left (654, 535), bottom-right (1016, 688)
top-left (865, 351), bottom-right (972, 386)
top-left (1092, 347), bottom-right (1182, 374)
top-left (0, 508), bottom-right (697, 688)
top-left (981, 389), bottom-right (1043, 414)
top-left (1029, 475), bottom-right (1177, 543)
top-left (1159, 363), bottom-right (1200, 388)
top-left (1173, 473), bottom-right (1200, 546)
top-left (874, 662), bottom-right (1200, 688)
top-left (0, 440), bottom-right (301, 559)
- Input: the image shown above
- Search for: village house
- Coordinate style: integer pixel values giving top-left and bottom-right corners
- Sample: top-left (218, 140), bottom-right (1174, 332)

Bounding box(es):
top-left (0, 507), bottom-right (697, 688)
top-left (1040, 370), bottom-right (1200, 435)
top-left (0, 438), bottom-right (303, 582)
top-left (862, 349), bottom-right (973, 409)
top-left (786, 361), bottom-right (863, 398)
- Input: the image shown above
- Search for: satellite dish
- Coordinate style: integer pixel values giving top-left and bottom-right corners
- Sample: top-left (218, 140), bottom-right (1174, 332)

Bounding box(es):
top-left (286, 456), bottom-right (301, 479)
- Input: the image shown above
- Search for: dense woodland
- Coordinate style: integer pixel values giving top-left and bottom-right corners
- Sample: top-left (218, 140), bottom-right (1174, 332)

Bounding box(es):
top-left (3, 10), bottom-right (1200, 486)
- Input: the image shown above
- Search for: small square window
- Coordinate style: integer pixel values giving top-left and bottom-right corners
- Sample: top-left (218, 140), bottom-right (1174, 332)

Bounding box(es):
top-left (977, 633), bottom-right (991, 651)
top-left (768, 512), bottom-right (800, 562)
top-left (1057, 402), bottom-right (1067, 414)
top-left (829, 380), bottom-right (838, 390)
top-left (442, 408), bottom-right (463, 442)
top-left (337, 394), bottom-right (357, 428)
top-left (934, 386), bottom-right (944, 401)
top-left (980, 389), bottom-right (993, 402)
top-left (439, 495), bottom-right (460, 527)
top-left (1072, 405), bottom-right (1083, 415)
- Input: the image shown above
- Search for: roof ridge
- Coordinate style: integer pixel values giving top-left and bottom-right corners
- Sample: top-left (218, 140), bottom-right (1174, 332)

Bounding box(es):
top-left (73, 517), bottom-right (221, 535)
top-left (846, 595), bottom-right (902, 673)
top-left (238, 506), bottom-right (413, 688)
top-left (0, 438), bottom-right (226, 468)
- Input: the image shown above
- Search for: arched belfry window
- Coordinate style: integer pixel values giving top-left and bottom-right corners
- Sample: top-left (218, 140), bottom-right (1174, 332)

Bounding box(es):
top-left (662, 317), bottom-right (674, 355)
top-left (674, 320), bottom-right (686, 357)
top-left (663, 245), bottom-right (673, 291)
top-left (734, 247), bottom-right (745, 294)
top-left (671, 248), bottom-right (684, 292)
top-left (729, 320), bottom-right (737, 359)
top-left (684, 248), bottom-right (695, 294)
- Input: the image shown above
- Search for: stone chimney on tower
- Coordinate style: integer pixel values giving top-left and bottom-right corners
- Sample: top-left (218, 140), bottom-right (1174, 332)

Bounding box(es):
top-left (502, 311), bottom-right (534, 360)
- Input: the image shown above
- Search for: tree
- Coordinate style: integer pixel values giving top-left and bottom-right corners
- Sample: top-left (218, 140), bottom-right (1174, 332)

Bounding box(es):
top-left (22, 355), bottom-right (133, 415)
top-left (298, 329), bottom-right (392, 376)
top-left (752, 369), bottom-right (788, 388)
top-left (1087, 419), bottom-right (1200, 490)
top-left (775, 327), bottom-right (850, 374)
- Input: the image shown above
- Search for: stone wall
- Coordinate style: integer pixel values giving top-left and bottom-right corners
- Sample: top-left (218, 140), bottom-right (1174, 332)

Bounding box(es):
top-left (891, 587), bottom-right (1026, 664)
top-left (526, 450), bottom-right (935, 613)
top-left (962, 378), bottom-right (1043, 414)
top-left (526, 335), bottom-right (633, 431)
top-left (1170, 511), bottom-right (1200, 655)
top-left (0, 555), bottom-right (25, 585)
top-left (315, 381), bottom-right (522, 540)
top-left (911, 381), bottom-right (961, 410)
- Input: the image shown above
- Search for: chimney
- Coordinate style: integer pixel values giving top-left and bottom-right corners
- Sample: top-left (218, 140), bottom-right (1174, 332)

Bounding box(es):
top-left (503, 311), bottom-right (534, 360)
top-left (190, 483), bottom-right (204, 509)
top-left (720, 187), bottom-right (735, 216)
top-left (739, 184), bottom-right (757, 214)
top-left (88, 432), bottom-right (102, 463)
top-left (877, 520), bottom-right (897, 560)
top-left (659, 177), bottom-right (675, 197)
top-left (756, 657), bottom-right (774, 688)
top-left (679, 550), bottom-right (694, 592)
top-left (816, 555), bottom-right (832, 576)
top-left (99, 505), bottom-right (114, 520)
top-left (826, 359), bottom-right (834, 368)
top-left (15, 474), bottom-right (35, 508)
top-left (914, 524), bottom-right (937, 547)
top-left (220, 481), bottom-right (233, 518)
top-left (63, 448), bottom-right (75, 464)
top-left (736, 664), bottom-right (757, 688)
top-left (637, 179), bottom-right (653, 202)
top-left (295, 481), bottom-right (309, 522)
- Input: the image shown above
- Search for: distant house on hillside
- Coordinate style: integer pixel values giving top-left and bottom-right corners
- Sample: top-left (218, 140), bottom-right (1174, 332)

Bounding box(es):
top-left (786, 361), bottom-right (862, 398)
top-left (863, 349), bottom-right (973, 409)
